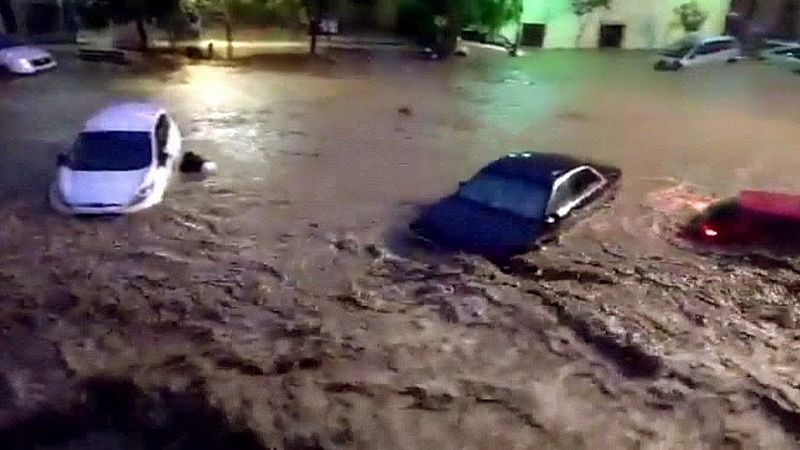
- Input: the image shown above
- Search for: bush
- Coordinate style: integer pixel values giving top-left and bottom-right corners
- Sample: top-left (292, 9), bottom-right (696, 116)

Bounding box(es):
top-left (674, 1), bottom-right (708, 33)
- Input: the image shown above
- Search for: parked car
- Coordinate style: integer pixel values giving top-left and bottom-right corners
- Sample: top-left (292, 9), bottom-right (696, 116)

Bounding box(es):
top-left (684, 190), bottom-right (800, 246)
top-left (762, 46), bottom-right (800, 73)
top-left (50, 103), bottom-right (183, 215)
top-left (654, 36), bottom-right (742, 71)
top-left (409, 152), bottom-right (620, 259)
top-left (0, 33), bottom-right (56, 74)
top-left (757, 39), bottom-right (800, 61)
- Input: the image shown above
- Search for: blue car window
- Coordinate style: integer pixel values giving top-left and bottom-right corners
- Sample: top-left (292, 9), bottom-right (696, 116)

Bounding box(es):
top-left (0, 34), bottom-right (21, 50)
top-left (458, 174), bottom-right (550, 219)
top-left (70, 131), bottom-right (153, 171)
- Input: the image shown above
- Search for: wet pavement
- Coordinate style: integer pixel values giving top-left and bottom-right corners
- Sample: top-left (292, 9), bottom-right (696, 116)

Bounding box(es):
top-left (2, 48), bottom-right (800, 448)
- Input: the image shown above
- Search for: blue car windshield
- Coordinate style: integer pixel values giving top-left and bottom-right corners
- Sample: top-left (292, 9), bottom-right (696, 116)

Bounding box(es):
top-left (457, 174), bottom-right (550, 219)
top-left (71, 131), bottom-right (152, 171)
top-left (0, 34), bottom-right (21, 50)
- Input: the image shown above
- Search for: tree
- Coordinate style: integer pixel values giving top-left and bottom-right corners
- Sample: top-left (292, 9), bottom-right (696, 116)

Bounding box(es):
top-left (81, 0), bottom-right (179, 50)
top-left (192, 0), bottom-right (309, 57)
top-left (0, 0), bottom-right (17, 34)
top-left (674, 1), bottom-right (708, 33)
top-left (472, 0), bottom-right (522, 35)
top-left (421, 0), bottom-right (522, 56)
top-left (571, 0), bottom-right (610, 47)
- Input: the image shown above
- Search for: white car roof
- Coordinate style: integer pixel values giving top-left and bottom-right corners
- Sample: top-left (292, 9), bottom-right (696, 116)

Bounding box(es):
top-left (766, 39), bottom-right (798, 46)
top-left (84, 102), bottom-right (165, 133)
top-left (700, 35), bottom-right (737, 44)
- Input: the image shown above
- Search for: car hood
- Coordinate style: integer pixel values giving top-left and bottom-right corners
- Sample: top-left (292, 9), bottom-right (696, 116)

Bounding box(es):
top-left (657, 52), bottom-right (683, 61)
top-left (0, 45), bottom-right (51, 61)
top-left (58, 167), bottom-right (149, 206)
top-left (411, 196), bottom-right (542, 258)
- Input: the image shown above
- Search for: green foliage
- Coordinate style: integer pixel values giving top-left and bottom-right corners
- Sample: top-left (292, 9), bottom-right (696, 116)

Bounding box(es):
top-left (472, 0), bottom-right (523, 32)
top-left (673, 1), bottom-right (708, 32)
top-left (571, 0), bottom-right (610, 17)
top-left (189, 0), bottom-right (306, 25)
top-left (398, 0), bottom-right (522, 38)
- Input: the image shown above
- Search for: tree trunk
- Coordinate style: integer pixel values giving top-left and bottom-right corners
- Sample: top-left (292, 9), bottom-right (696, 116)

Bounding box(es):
top-left (135, 18), bottom-right (149, 51)
top-left (225, 18), bottom-right (233, 59)
top-left (309, 17), bottom-right (318, 54)
top-left (0, 0), bottom-right (17, 34)
top-left (575, 18), bottom-right (587, 47)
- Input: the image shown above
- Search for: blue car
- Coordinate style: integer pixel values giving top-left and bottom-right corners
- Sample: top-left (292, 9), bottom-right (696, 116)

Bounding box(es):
top-left (410, 152), bottom-right (620, 258)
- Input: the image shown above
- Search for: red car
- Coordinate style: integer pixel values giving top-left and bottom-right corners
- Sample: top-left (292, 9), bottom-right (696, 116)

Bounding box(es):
top-left (686, 190), bottom-right (800, 246)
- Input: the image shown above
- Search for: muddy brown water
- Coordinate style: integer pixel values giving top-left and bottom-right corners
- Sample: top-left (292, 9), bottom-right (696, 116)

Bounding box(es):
top-left (2, 48), bottom-right (800, 448)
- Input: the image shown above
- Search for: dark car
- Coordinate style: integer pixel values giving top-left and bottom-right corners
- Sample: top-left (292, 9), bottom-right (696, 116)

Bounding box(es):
top-left (685, 190), bottom-right (800, 246)
top-left (409, 152), bottom-right (620, 259)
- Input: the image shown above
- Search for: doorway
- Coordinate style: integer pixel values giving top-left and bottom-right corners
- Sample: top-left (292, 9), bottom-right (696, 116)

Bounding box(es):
top-left (598, 24), bottom-right (625, 48)
top-left (521, 23), bottom-right (546, 47)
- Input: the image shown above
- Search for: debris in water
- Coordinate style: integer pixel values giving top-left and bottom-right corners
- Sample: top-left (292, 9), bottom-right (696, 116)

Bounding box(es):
top-left (180, 151), bottom-right (217, 176)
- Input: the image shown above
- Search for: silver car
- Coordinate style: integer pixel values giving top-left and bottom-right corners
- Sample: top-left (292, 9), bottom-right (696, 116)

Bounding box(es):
top-left (758, 39), bottom-right (800, 61)
top-left (655, 36), bottom-right (742, 71)
top-left (765, 46), bottom-right (800, 74)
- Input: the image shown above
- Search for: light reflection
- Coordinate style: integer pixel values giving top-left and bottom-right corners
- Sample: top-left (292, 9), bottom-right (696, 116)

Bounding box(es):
top-left (185, 65), bottom-right (238, 107)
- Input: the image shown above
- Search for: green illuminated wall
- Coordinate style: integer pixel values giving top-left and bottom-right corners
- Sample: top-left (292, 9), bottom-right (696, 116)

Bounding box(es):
top-left (506, 0), bottom-right (730, 48)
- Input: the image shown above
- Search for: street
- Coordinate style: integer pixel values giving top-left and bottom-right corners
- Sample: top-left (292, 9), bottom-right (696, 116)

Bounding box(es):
top-left (2, 48), bottom-right (800, 448)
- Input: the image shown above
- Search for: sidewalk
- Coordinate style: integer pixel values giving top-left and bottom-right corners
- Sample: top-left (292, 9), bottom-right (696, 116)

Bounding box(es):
top-left (77, 26), bottom-right (414, 58)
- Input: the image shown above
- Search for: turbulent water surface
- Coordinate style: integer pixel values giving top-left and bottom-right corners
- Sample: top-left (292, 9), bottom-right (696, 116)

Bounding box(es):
top-left (2, 48), bottom-right (800, 449)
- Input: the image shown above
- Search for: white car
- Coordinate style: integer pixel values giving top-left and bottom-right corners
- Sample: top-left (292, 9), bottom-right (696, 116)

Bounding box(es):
top-left (765, 46), bottom-right (800, 73)
top-left (758, 39), bottom-right (800, 61)
top-left (0, 34), bottom-right (57, 74)
top-left (655, 36), bottom-right (742, 71)
top-left (50, 103), bottom-right (183, 215)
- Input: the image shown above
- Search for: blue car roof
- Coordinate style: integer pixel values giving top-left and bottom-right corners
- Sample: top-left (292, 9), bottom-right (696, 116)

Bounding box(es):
top-left (478, 152), bottom-right (584, 186)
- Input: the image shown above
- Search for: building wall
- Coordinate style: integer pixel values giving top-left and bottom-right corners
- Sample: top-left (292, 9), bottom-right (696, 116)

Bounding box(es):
top-left (510, 0), bottom-right (730, 49)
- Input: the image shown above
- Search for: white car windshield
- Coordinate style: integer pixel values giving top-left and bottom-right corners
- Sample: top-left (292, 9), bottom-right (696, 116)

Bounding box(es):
top-left (457, 174), bottom-right (550, 219)
top-left (71, 131), bottom-right (152, 171)
top-left (0, 34), bottom-right (21, 50)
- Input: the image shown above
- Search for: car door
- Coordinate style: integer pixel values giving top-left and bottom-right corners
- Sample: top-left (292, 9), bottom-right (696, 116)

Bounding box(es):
top-left (165, 114), bottom-right (182, 160)
top-left (721, 39), bottom-right (742, 61)
top-left (153, 114), bottom-right (178, 190)
top-left (780, 49), bottom-right (800, 72)
top-left (691, 41), bottom-right (721, 64)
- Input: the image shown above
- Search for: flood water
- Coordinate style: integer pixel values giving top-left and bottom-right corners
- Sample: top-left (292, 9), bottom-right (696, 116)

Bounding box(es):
top-left (2, 48), bottom-right (800, 449)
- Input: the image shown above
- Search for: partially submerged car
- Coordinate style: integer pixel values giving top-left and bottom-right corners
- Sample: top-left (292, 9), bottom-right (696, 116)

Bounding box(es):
top-left (50, 103), bottom-right (183, 215)
top-left (654, 35), bottom-right (742, 71)
top-left (684, 190), bottom-right (800, 246)
top-left (409, 152), bottom-right (620, 259)
top-left (0, 33), bottom-right (56, 74)
top-left (757, 39), bottom-right (800, 61)
top-left (762, 46), bottom-right (800, 73)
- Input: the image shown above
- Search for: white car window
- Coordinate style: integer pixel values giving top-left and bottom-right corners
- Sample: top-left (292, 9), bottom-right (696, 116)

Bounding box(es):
top-left (696, 41), bottom-right (723, 55)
